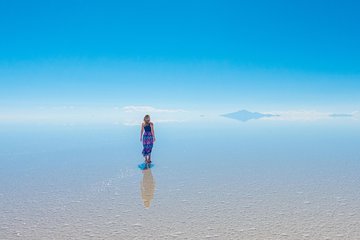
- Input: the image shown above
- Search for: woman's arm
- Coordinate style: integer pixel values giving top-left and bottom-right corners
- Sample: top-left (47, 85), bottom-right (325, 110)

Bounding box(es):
top-left (151, 123), bottom-right (156, 142)
top-left (140, 123), bottom-right (144, 141)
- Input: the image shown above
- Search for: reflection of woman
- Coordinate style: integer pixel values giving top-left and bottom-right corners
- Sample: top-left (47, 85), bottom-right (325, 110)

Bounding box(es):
top-left (141, 169), bottom-right (155, 208)
top-left (140, 115), bottom-right (156, 164)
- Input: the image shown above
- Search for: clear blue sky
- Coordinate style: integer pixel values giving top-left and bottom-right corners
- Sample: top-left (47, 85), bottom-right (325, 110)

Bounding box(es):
top-left (0, 0), bottom-right (359, 111)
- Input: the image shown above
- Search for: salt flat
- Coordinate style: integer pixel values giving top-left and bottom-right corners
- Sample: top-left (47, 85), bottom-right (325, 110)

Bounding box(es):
top-left (0, 120), bottom-right (359, 239)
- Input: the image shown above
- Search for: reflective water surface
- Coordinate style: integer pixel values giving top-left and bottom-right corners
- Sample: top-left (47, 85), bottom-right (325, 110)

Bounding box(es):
top-left (0, 120), bottom-right (359, 239)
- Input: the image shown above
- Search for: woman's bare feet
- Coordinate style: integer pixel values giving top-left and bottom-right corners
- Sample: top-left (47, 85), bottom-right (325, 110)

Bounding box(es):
top-left (145, 155), bottom-right (151, 164)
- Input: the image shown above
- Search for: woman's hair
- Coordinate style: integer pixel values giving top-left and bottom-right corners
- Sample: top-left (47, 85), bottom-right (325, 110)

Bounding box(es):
top-left (143, 115), bottom-right (150, 125)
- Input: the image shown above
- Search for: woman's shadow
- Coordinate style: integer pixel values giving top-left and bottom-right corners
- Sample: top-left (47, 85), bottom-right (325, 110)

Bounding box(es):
top-left (140, 168), bottom-right (156, 208)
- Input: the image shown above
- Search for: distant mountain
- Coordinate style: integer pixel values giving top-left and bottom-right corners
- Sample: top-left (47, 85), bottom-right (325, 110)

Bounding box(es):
top-left (221, 110), bottom-right (279, 122)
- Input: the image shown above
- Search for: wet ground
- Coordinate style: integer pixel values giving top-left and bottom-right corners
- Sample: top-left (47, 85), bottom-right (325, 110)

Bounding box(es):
top-left (0, 120), bottom-right (359, 239)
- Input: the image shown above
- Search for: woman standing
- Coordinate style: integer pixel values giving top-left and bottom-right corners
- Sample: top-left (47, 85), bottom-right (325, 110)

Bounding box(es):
top-left (140, 115), bottom-right (156, 164)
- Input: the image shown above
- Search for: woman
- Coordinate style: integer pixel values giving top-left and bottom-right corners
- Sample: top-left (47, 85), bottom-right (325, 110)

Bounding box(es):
top-left (140, 115), bottom-right (156, 164)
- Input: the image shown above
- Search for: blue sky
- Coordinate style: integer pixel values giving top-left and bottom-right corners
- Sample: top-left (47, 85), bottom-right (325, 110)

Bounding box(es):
top-left (0, 0), bottom-right (359, 114)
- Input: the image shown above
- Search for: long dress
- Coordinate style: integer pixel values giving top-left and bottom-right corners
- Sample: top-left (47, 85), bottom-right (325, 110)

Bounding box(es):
top-left (142, 123), bottom-right (154, 157)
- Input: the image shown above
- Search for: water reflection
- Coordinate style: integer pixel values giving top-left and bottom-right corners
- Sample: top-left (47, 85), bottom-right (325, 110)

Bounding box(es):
top-left (140, 168), bottom-right (156, 208)
top-left (221, 109), bottom-right (279, 122)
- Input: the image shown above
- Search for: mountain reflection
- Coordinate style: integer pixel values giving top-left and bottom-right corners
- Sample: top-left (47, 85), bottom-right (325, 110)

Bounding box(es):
top-left (221, 109), bottom-right (279, 122)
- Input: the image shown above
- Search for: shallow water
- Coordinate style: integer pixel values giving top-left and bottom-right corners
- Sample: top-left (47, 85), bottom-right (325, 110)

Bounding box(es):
top-left (0, 120), bottom-right (359, 239)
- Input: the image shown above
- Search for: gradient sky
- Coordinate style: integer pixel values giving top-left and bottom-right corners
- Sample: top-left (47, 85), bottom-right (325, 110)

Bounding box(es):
top-left (0, 0), bottom-right (359, 112)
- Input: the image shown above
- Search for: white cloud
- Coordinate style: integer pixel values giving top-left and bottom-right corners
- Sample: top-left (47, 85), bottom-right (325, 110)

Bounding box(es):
top-left (269, 111), bottom-right (328, 121)
top-left (263, 110), bottom-right (359, 121)
top-left (122, 105), bottom-right (186, 113)
top-left (119, 105), bottom-right (195, 125)
top-left (351, 111), bottom-right (360, 119)
top-left (0, 105), bottom-right (194, 125)
top-left (1, 105), bottom-right (358, 125)
top-left (122, 119), bottom-right (187, 126)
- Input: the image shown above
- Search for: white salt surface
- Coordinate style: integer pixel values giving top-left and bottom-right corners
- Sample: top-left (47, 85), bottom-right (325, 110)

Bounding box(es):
top-left (0, 122), bottom-right (359, 239)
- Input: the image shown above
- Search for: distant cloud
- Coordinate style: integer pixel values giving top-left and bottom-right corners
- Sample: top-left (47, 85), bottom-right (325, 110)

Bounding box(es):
top-left (354, 111), bottom-right (360, 119)
top-left (122, 119), bottom-right (187, 126)
top-left (120, 105), bottom-right (192, 126)
top-left (221, 110), bottom-right (360, 122)
top-left (1, 105), bottom-right (358, 125)
top-left (329, 113), bottom-right (354, 118)
top-left (0, 105), bottom-right (194, 125)
top-left (268, 111), bottom-right (329, 121)
top-left (266, 111), bottom-right (360, 121)
top-left (122, 105), bottom-right (186, 113)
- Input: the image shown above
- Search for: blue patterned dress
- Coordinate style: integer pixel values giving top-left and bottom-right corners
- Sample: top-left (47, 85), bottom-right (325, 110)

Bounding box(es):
top-left (142, 123), bottom-right (154, 157)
